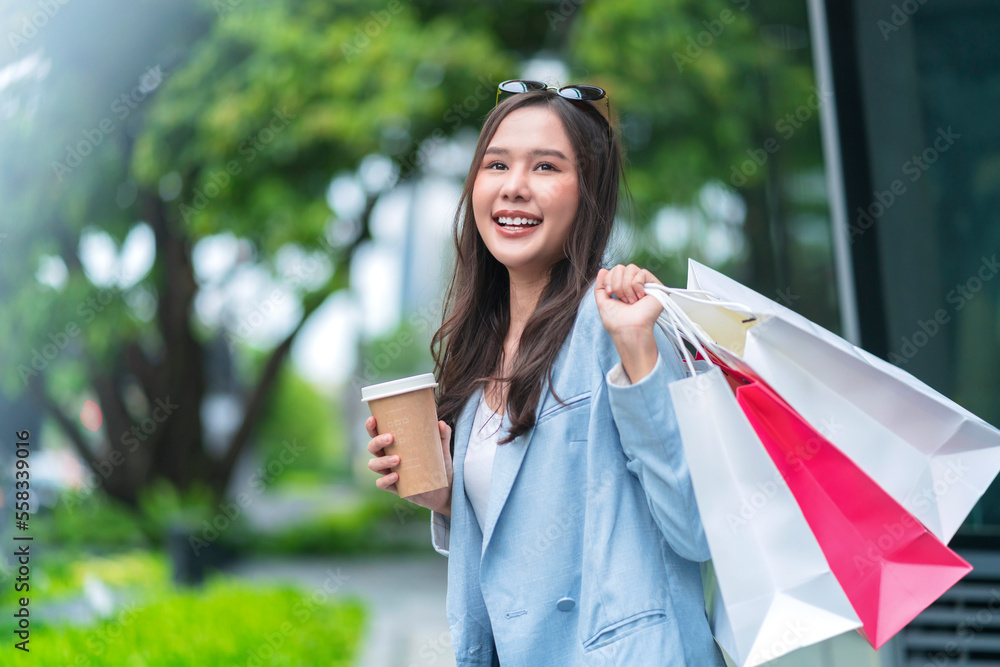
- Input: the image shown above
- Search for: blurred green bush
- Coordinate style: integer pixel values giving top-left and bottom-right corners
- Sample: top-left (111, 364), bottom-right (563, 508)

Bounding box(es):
top-left (2, 549), bottom-right (364, 665)
top-left (29, 579), bottom-right (365, 666)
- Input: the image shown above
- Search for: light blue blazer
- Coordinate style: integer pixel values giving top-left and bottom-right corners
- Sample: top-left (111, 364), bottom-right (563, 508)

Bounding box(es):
top-left (430, 287), bottom-right (726, 666)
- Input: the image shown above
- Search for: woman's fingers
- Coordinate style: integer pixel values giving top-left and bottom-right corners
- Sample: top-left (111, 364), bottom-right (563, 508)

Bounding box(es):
top-left (368, 454), bottom-right (399, 473)
top-left (607, 264), bottom-right (641, 303)
top-left (366, 417), bottom-right (399, 494)
top-left (369, 447), bottom-right (399, 494)
top-left (367, 432), bottom-right (392, 456)
top-left (608, 264), bottom-right (623, 298)
top-left (624, 264), bottom-right (643, 302)
top-left (599, 264), bottom-right (661, 304)
top-left (595, 268), bottom-right (610, 298)
top-left (438, 421), bottom-right (453, 462)
top-left (375, 472), bottom-right (398, 493)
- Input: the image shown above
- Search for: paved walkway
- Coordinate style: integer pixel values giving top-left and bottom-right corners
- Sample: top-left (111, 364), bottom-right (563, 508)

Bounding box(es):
top-left (227, 554), bottom-right (456, 667)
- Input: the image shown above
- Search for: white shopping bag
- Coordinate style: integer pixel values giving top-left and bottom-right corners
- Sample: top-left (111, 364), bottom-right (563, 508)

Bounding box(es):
top-left (665, 338), bottom-right (860, 666)
top-left (684, 259), bottom-right (1000, 543)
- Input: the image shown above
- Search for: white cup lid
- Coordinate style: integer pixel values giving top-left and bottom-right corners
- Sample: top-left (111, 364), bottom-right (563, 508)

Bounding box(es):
top-left (361, 373), bottom-right (438, 402)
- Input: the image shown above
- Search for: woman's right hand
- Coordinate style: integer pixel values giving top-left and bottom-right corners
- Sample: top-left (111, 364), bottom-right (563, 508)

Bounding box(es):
top-left (366, 416), bottom-right (454, 517)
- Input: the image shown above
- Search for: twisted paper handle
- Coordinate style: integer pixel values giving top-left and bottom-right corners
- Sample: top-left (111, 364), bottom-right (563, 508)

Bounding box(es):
top-left (642, 284), bottom-right (755, 377)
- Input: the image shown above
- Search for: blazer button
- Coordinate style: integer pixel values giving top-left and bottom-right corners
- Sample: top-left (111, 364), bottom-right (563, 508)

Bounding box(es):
top-left (556, 597), bottom-right (575, 612)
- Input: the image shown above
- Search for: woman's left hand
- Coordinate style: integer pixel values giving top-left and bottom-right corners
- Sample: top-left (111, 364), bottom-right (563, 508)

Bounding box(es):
top-left (594, 264), bottom-right (664, 383)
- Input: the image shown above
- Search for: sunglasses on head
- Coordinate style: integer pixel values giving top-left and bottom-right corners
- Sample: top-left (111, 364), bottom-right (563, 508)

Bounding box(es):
top-left (495, 79), bottom-right (612, 139)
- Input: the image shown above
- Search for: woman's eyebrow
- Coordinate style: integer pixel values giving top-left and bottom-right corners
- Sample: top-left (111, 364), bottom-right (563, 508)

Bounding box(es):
top-left (484, 147), bottom-right (570, 160)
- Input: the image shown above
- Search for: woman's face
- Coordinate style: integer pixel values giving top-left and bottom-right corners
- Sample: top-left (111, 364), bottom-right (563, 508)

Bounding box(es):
top-left (472, 106), bottom-right (580, 280)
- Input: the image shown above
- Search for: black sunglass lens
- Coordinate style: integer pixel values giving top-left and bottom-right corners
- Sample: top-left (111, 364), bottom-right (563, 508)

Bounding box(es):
top-left (559, 85), bottom-right (605, 101)
top-left (499, 80), bottom-right (547, 94)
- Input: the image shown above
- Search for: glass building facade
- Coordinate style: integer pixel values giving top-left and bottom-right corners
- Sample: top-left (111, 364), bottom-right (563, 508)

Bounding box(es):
top-left (703, 0), bottom-right (1000, 663)
top-left (824, 0), bottom-right (1000, 535)
top-left (818, 0), bottom-right (1000, 664)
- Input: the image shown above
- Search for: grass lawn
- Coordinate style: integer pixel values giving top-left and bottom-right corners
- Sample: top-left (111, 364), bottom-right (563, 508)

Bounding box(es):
top-left (3, 551), bottom-right (366, 666)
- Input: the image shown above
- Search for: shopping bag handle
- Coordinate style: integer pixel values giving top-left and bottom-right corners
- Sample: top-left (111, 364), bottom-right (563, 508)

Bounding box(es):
top-left (645, 283), bottom-right (763, 381)
top-left (648, 285), bottom-right (756, 319)
top-left (643, 284), bottom-right (714, 377)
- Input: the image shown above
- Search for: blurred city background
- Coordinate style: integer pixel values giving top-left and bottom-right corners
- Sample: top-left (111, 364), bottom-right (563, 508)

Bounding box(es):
top-left (0, 0), bottom-right (997, 664)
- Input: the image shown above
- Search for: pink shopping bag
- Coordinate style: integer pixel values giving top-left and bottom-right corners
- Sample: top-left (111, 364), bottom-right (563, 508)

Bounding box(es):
top-left (719, 362), bottom-right (973, 650)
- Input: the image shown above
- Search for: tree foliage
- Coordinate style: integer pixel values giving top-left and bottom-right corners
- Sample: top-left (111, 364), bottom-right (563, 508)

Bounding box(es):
top-left (0, 0), bottom-right (830, 510)
top-left (0, 0), bottom-right (512, 505)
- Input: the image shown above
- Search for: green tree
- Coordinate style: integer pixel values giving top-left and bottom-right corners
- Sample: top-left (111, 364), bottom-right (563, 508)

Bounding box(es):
top-left (571, 0), bottom-right (825, 292)
top-left (0, 0), bottom-right (512, 505)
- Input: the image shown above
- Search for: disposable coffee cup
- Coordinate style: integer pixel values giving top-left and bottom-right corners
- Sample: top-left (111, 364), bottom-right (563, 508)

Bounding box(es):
top-left (361, 373), bottom-right (448, 498)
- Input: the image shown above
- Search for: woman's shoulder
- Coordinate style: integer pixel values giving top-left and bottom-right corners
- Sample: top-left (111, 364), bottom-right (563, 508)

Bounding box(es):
top-left (573, 280), bottom-right (601, 326)
top-left (565, 281), bottom-right (618, 369)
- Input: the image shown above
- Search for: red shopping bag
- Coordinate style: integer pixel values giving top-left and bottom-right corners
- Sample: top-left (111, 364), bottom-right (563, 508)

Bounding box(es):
top-left (718, 362), bottom-right (972, 650)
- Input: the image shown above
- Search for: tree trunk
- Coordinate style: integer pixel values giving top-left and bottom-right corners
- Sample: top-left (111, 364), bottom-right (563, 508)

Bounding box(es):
top-left (41, 184), bottom-right (379, 509)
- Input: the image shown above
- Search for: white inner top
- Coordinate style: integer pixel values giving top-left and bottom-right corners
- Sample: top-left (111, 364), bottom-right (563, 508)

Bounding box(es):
top-left (464, 394), bottom-right (503, 532)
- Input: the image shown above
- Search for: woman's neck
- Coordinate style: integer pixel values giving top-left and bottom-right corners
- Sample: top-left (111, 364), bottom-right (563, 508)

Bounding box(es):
top-left (507, 269), bottom-right (549, 337)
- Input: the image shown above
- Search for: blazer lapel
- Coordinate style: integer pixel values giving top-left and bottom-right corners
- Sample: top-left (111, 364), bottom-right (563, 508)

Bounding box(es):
top-left (447, 389), bottom-right (495, 650)
top-left (451, 389), bottom-right (482, 542)
top-left (480, 420), bottom-right (534, 556)
top-left (454, 379), bottom-right (549, 557)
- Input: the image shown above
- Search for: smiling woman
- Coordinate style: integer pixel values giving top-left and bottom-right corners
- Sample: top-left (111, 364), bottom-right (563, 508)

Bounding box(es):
top-left (472, 106), bottom-right (580, 297)
top-left (363, 84), bottom-right (725, 666)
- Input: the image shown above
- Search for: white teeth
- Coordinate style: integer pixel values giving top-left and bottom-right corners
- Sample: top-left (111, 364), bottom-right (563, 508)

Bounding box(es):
top-left (497, 216), bottom-right (541, 228)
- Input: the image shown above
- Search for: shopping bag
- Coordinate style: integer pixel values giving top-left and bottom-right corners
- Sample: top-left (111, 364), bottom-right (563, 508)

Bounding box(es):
top-left (658, 307), bottom-right (861, 666)
top-left (684, 259), bottom-right (1000, 543)
top-left (720, 361), bottom-right (973, 649)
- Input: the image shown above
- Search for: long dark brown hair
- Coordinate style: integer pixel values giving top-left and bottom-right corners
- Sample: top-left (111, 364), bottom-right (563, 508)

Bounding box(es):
top-left (432, 88), bottom-right (627, 450)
